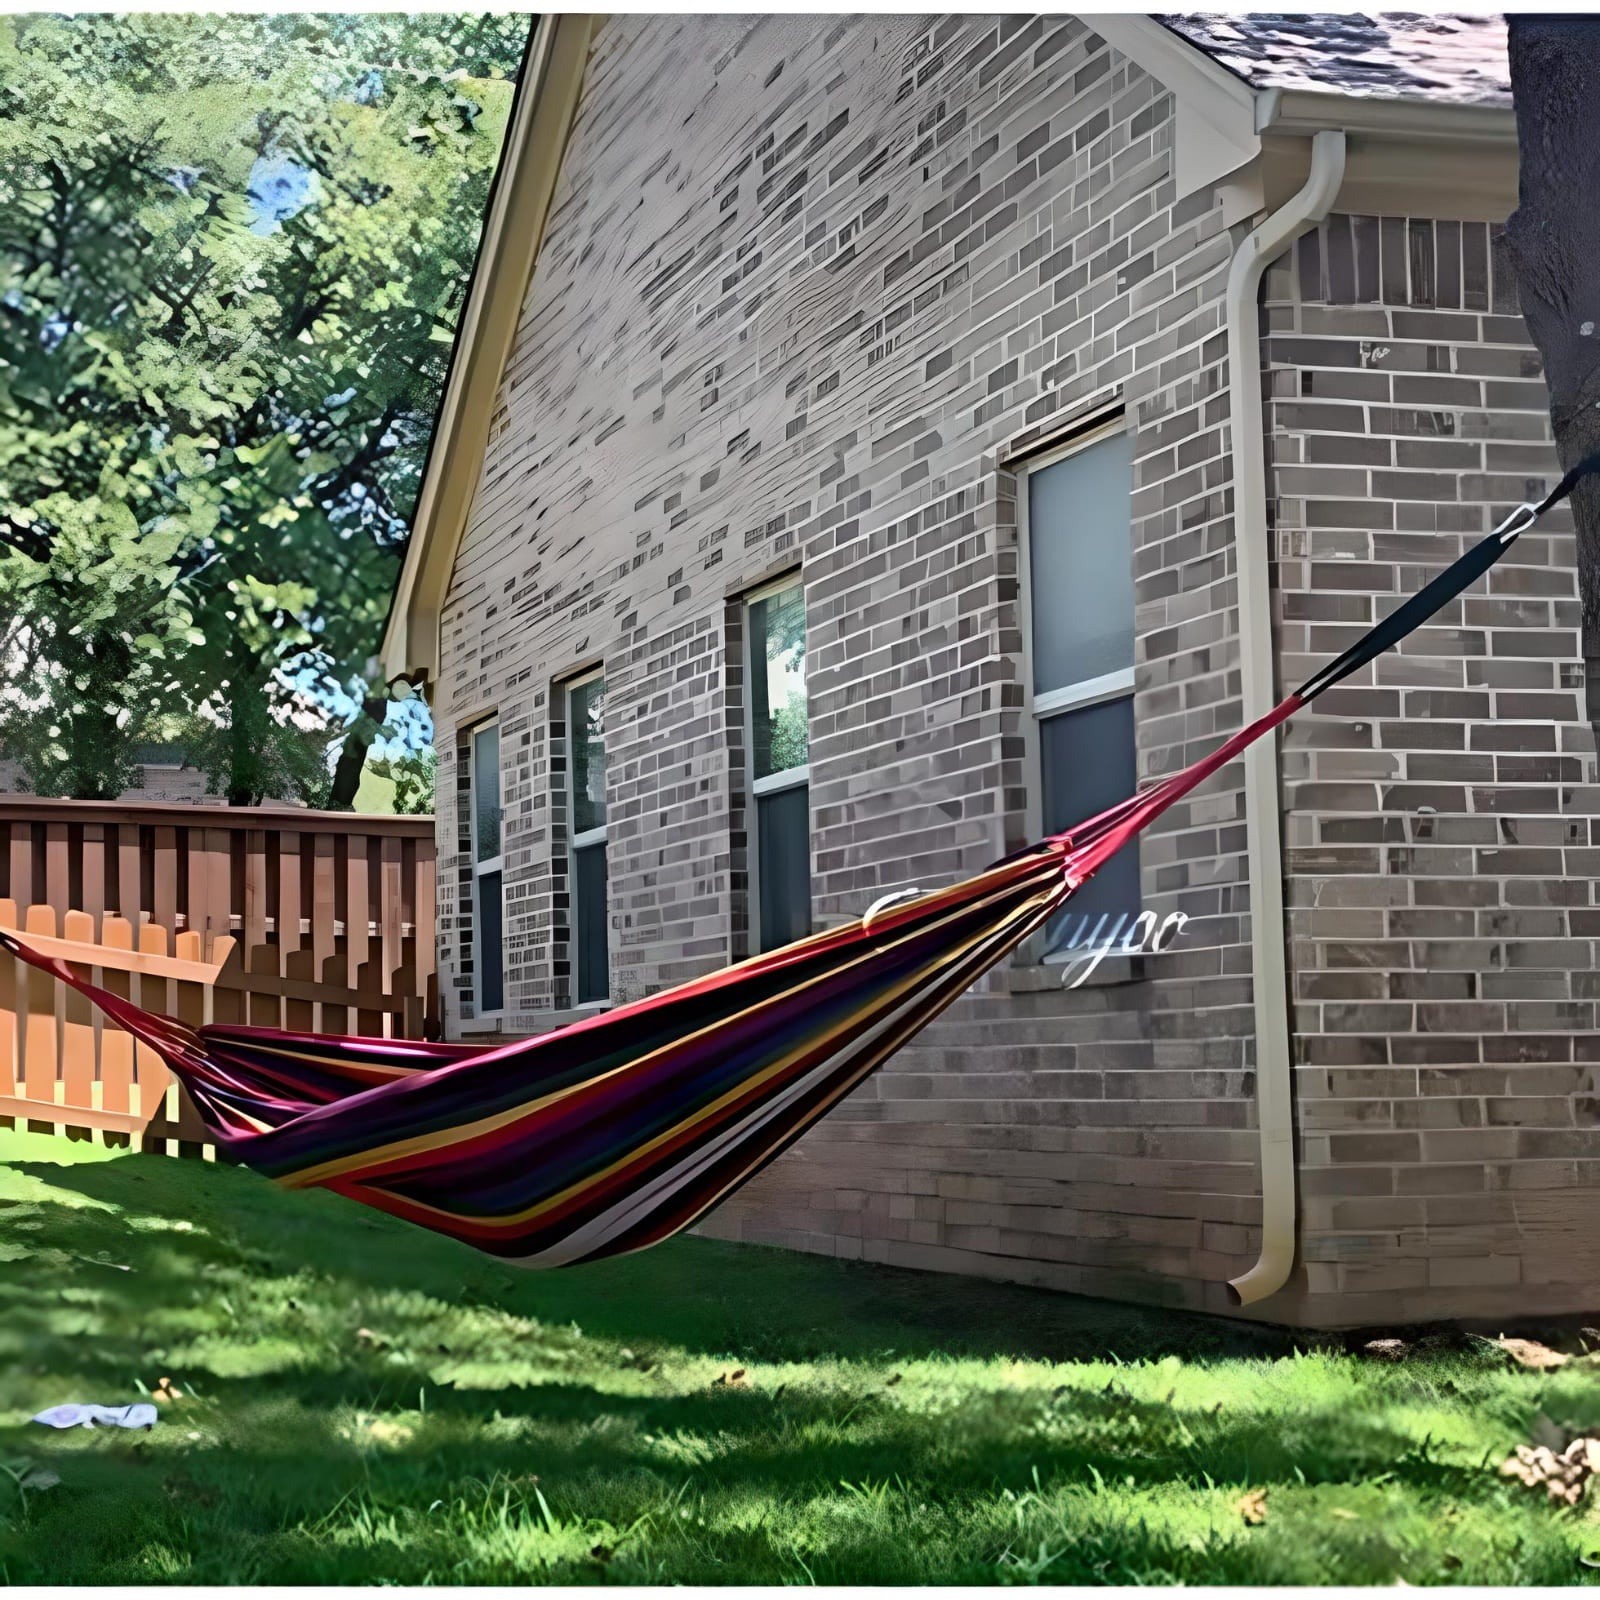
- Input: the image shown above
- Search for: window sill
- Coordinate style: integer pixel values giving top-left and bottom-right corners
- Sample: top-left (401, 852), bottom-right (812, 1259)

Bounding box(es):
top-left (454, 998), bottom-right (614, 1043)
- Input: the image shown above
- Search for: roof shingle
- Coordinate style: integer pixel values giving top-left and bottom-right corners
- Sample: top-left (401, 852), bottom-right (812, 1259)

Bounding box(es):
top-left (1161, 13), bottom-right (1511, 107)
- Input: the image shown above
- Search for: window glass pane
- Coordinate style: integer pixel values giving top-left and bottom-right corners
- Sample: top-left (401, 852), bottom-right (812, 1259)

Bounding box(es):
top-left (757, 782), bottom-right (812, 952)
top-left (749, 581), bottom-right (808, 781)
top-left (476, 868), bottom-right (503, 1012)
top-left (574, 840), bottom-right (609, 1003)
top-left (473, 723), bottom-right (500, 862)
top-left (1039, 696), bottom-right (1139, 954)
top-left (570, 675), bottom-right (607, 834)
top-left (1028, 429), bottom-right (1135, 694)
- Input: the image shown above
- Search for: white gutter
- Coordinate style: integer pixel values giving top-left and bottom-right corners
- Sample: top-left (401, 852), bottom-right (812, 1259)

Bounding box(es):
top-left (1256, 86), bottom-right (1515, 146)
top-left (1224, 127), bottom-right (1347, 1308)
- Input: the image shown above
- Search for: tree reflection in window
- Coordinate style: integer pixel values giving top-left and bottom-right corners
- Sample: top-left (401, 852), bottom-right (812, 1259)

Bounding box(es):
top-left (750, 581), bottom-right (807, 780)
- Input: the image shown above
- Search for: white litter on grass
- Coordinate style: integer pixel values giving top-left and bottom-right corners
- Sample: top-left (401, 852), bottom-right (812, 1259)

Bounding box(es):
top-left (31, 1403), bottom-right (158, 1430)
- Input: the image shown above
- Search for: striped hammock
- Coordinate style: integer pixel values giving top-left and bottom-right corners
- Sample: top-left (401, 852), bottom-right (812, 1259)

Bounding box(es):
top-left (3, 462), bottom-right (1592, 1267)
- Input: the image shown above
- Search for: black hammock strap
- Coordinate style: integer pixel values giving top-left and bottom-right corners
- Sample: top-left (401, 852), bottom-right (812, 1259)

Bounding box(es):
top-left (1296, 448), bottom-right (1600, 702)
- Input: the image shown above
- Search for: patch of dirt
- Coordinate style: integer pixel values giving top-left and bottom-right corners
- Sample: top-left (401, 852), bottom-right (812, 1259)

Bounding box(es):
top-left (1236, 1487), bottom-right (1269, 1526)
top-left (1347, 1321), bottom-right (1600, 1367)
top-left (1492, 1337), bottom-right (1570, 1372)
top-left (1362, 1338), bottom-right (1410, 1362)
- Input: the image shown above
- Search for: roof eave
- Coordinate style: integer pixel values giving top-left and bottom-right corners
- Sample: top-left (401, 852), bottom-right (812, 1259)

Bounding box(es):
top-left (380, 14), bottom-right (598, 690)
top-left (1257, 86), bottom-right (1516, 144)
top-left (1255, 86), bottom-right (1519, 219)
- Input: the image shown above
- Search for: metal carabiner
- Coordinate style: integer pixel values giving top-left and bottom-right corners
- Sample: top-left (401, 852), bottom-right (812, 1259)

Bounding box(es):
top-left (1495, 501), bottom-right (1541, 545)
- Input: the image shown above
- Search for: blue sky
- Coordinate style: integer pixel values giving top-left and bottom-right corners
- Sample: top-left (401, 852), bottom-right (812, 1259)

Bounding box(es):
top-left (247, 152), bottom-right (314, 234)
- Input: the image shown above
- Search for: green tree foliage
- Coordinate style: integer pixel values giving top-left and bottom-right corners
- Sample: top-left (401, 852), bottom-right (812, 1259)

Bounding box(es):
top-left (0, 495), bottom-right (199, 797)
top-left (368, 746), bottom-right (436, 815)
top-left (755, 586), bottom-right (809, 776)
top-left (769, 687), bottom-right (809, 775)
top-left (176, 699), bottom-right (339, 811)
top-left (0, 13), bottom-right (530, 803)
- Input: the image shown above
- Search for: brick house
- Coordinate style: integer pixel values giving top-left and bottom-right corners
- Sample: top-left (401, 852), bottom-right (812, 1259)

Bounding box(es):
top-left (0, 746), bottom-right (216, 805)
top-left (382, 14), bottom-right (1600, 1327)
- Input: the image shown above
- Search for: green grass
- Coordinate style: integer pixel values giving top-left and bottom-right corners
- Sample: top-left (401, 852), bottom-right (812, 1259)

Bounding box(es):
top-left (3, 1126), bottom-right (1598, 1585)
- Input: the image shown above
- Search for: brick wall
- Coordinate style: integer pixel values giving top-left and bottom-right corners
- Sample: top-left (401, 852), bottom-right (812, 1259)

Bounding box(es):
top-left (435, 12), bottom-right (1282, 1318)
top-left (1266, 213), bottom-right (1600, 1323)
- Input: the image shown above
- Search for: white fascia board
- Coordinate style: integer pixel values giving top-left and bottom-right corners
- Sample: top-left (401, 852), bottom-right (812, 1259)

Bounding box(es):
top-left (1257, 86), bottom-right (1516, 145)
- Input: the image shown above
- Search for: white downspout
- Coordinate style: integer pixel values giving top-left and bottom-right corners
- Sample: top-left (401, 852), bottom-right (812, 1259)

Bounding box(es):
top-left (1224, 128), bottom-right (1347, 1307)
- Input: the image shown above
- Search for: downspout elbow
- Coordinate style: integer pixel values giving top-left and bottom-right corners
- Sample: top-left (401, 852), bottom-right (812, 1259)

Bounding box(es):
top-left (1222, 129), bottom-right (1346, 1308)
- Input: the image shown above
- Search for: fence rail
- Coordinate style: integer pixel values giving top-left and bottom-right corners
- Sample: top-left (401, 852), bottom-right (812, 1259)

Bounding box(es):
top-left (0, 799), bottom-right (437, 1152)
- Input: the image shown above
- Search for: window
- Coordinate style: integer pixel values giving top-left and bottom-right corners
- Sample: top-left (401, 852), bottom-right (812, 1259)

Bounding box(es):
top-left (745, 575), bottom-right (812, 952)
top-left (469, 718), bottom-right (504, 1013)
top-left (1020, 420), bottom-right (1140, 958)
top-left (567, 669), bottom-right (609, 1004)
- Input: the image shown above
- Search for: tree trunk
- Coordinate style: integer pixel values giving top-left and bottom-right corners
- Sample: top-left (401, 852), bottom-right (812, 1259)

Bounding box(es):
top-left (1505, 15), bottom-right (1600, 745)
top-left (325, 696), bottom-right (389, 811)
top-left (224, 674), bottom-right (266, 807)
top-left (62, 629), bottom-right (138, 801)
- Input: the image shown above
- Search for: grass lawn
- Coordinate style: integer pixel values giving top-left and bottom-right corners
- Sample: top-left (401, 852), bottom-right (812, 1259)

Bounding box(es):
top-left (3, 1126), bottom-right (1599, 1585)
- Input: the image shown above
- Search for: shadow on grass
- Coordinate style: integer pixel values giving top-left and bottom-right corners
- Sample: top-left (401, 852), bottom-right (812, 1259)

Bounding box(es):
top-left (3, 1396), bottom-right (1569, 1587)
top-left (3, 1143), bottom-right (1587, 1585)
top-left (8, 1148), bottom-right (1299, 1367)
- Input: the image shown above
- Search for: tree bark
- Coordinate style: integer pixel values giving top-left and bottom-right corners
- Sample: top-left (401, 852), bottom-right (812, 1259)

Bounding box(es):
top-left (326, 695), bottom-right (390, 811)
top-left (1505, 15), bottom-right (1600, 743)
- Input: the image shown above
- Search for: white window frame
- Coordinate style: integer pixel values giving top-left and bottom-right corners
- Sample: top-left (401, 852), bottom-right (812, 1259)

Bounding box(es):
top-left (743, 571), bottom-right (810, 953)
top-left (467, 715), bottom-right (504, 1019)
top-left (1014, 412), bottom-right (1140, 967)
top-left (566, 665), bottom-right (609, 1007)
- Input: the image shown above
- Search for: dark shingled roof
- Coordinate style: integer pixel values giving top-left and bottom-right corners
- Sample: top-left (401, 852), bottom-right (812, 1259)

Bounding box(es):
top-left (1160, 13), bottom-right (1511, 107)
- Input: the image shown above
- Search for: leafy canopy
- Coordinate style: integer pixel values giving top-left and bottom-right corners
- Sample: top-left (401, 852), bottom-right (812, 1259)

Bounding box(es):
top-left (0, 12), bottom-right (531, 802)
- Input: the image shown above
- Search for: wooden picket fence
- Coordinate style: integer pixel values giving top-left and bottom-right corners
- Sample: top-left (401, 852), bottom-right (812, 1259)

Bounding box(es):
top-left (0, 901), bottom-right (235, 1153)
top-left (0, 799), bottom-right (438, 1155)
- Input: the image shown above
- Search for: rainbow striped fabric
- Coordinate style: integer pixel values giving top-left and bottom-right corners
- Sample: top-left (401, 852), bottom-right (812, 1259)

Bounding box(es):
top-left (0, 698), bottom-right (1284, 1267)
top-left (3, 461), bottom-right (1592, 1267)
